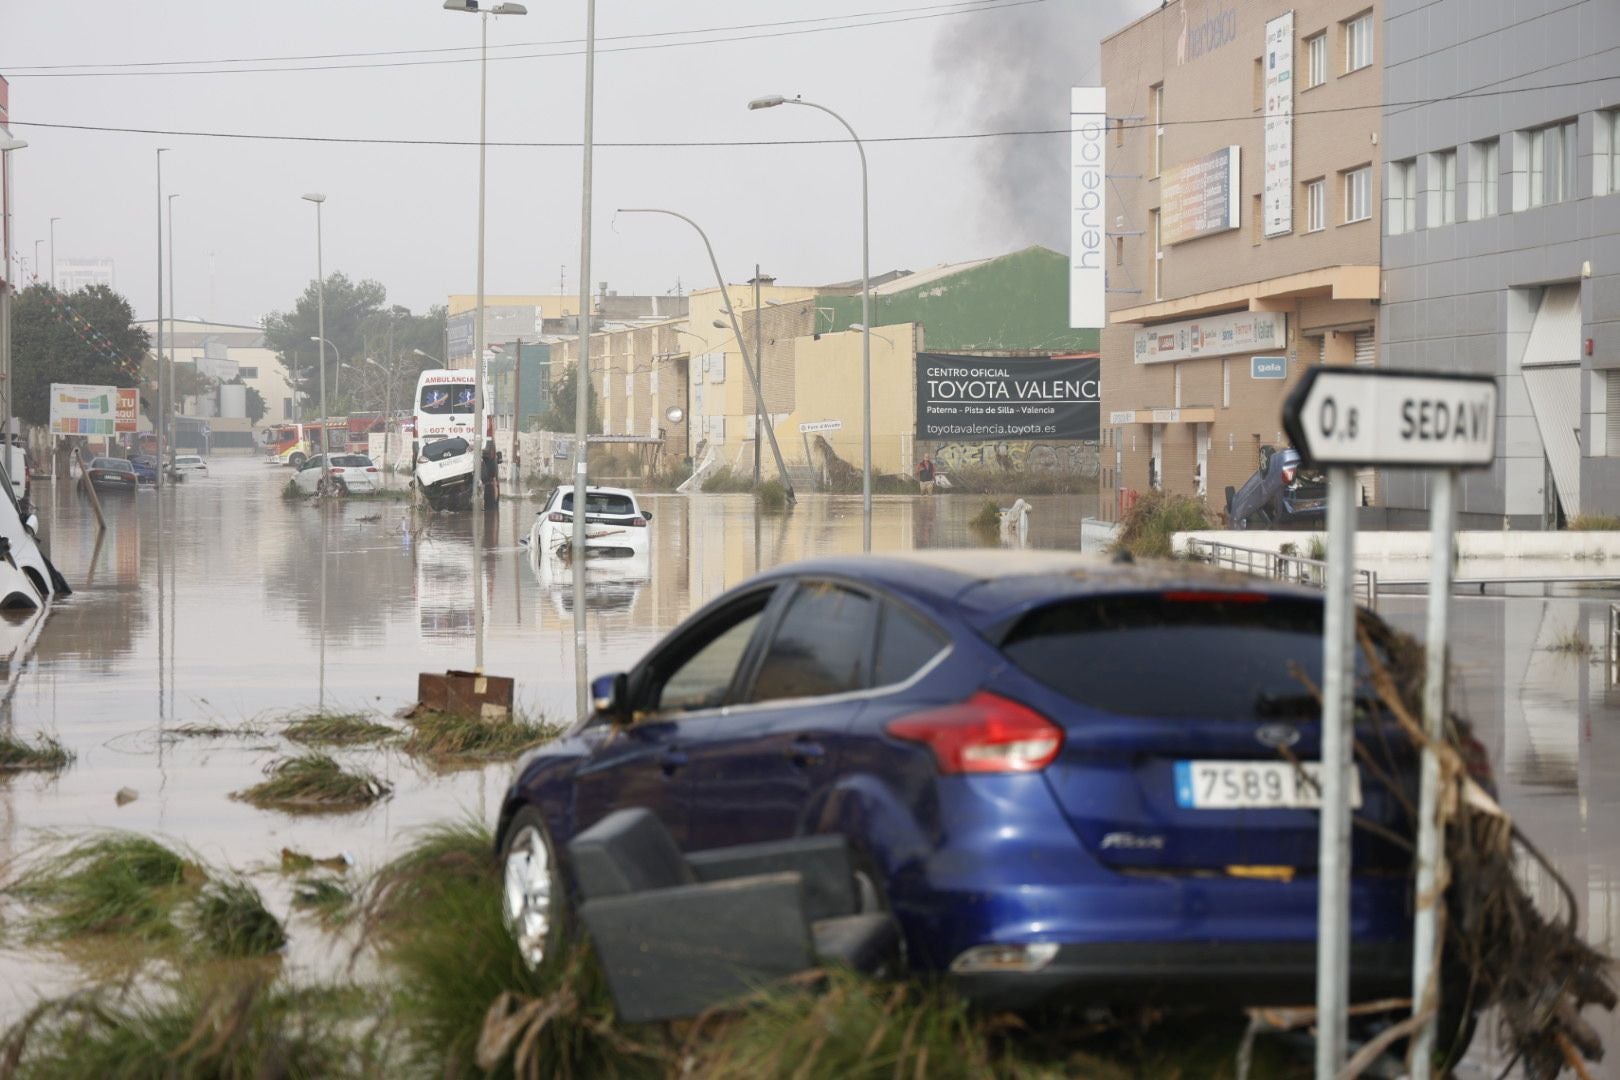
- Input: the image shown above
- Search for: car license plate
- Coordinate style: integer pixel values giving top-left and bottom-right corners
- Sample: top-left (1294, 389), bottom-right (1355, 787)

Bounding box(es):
top-left (1173, 760), bottom-right (1362, 810)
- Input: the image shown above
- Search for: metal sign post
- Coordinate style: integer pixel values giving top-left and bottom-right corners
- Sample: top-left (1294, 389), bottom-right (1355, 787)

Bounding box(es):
top-left (1282, 367), bottom-right (1496, 1079)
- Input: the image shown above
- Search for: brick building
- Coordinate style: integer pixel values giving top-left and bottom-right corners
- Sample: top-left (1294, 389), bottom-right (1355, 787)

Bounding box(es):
top-left (1099, 0), bottom-right (1384, 520)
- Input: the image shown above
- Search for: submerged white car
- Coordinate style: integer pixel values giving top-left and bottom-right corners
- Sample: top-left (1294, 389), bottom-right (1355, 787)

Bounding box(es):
top-left (170, 454), bottom-right (209, 476)
top-left (529, 486), bottom-right (651, 563)
top-left (292, 454), bottom-right (383, 496)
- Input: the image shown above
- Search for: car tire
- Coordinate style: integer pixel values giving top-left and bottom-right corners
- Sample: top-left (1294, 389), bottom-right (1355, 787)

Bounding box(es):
top-left (289, 453), bottom-right (306, 469)
top-left (500, 806), bottom-right (567, 971)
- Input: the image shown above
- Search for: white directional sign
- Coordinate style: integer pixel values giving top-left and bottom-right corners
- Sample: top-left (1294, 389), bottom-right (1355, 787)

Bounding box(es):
top-left (1283, 367), bottom-right (1497, 469)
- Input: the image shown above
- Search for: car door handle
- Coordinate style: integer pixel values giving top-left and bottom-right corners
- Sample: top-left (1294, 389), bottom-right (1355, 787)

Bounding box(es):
top-left (788, 739), bottom-right (826, 767)
top-left (659, 749), bottom-right (688, 776)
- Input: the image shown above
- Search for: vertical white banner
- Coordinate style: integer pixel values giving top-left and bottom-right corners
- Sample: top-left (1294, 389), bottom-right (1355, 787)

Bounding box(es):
top-left (1070, 87), bottom-right (1107, 329)
top-left (1263, 12), bottom-right (1294, 237)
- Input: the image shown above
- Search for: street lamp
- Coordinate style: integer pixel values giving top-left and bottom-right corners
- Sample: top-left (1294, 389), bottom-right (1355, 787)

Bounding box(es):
top-left (617, 207), bottom-right (795, 504)
top-left (155, 149), bottom-right (169, 489)
top-left (48, 216), bottom-right (59, 288)
top-left (167, 194), bottom-right (179, 470)
top-left (411, 346), bottom-right (442, 365)
top-left (301, 193), bottom-right (329, 489)
top-left (749, 93), bottom-right (872, 550)
top-left (444, 0), bottom-right (527, 518)
top-left (362, 356), bottom-right (396, 483)
top-left (310, 336), bottom-right (342, 392)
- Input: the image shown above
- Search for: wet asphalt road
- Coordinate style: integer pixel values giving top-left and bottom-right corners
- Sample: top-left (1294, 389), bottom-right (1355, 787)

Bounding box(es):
top-left (0, 455), bottom-right (1616, 1072)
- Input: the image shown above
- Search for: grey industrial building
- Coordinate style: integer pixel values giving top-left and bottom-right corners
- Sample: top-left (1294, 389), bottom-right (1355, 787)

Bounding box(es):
top-left (1378, 0), bottom-right (1620, 527)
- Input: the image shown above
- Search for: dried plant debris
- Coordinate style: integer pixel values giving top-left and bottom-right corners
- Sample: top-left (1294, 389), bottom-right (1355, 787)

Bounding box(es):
top-left (1355, 616), bottom-right (1616, 1078)
top-left (232, 754), bottom-right (391, 814)
top-left (0, 732), bottom-right (72, 773)
top-left (278, 848), bottom-right (350, 874)
top-left (400, 710), bottom-right (561, 765)
top-left (8, 834), bottom-right (194, 943)
top-left (282, 711), bottom-right (397, 747)
top-left (291, 877), bottom-right (354, 927)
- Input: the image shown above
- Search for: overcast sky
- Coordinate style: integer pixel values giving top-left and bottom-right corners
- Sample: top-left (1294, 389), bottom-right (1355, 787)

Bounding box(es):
top-left (2, 0), bottom-right (1150, 326)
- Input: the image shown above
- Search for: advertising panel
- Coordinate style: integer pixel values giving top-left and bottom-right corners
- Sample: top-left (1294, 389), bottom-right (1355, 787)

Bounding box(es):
top-left (446, 311), bottom-right (475, 361)
top-left (1069, 87), bottom-right (1108, 329)
top-left (50, 383), bottom-right (139, 435)
top-left (1161, 146), bottom-right (1241, 245)
top-left (916, 354), bottom-right (1099, 441)
top-left (1133, 310), bottom-right (1287, 365)
top-left (1263, 12), bottom-right (1295, 237)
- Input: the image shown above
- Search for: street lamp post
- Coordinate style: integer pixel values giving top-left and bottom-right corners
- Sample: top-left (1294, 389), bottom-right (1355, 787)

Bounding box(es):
top-left (571, 0), bottom-right (599, 722)
top-left (617, 208), bottom-right (796, 505)
top-left (301, 193), bottom-right (329, 490)
top-left (363, 356), bottom-right (394, 486)
top-left (156, 150), bottom-right (169, 490)
top-left (310, 336), bottom-right (342, 393)
top-left (48, 216), bottom-right (59, 289)
top-left (749, 94), bottom-right (871, 550)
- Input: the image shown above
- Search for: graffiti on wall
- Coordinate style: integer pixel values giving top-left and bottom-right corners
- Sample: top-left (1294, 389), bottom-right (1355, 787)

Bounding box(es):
top-left (931, 441), bottom-right (1100, 478)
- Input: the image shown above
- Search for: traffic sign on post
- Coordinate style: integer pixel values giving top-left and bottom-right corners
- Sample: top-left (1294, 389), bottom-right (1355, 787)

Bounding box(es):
top-left (1281, 366), bottom-right (1496, 1080)
top-left (1282, 367), bottom-right (1497, 469)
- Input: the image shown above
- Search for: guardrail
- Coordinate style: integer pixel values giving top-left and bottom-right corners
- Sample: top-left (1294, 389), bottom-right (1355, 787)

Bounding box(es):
top-left (1183, 538), bottom-right (1379, 609)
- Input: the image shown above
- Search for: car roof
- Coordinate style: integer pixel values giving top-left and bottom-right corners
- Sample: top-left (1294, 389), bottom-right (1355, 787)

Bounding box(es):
top-left (556, 486), bottom-right (637, 498)
top-left (753, 549), bottom-right (1323, 630)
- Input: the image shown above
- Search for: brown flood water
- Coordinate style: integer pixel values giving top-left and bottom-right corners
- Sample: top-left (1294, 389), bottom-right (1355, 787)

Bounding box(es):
top-left (2, 456), bottom-right (1618, 1074)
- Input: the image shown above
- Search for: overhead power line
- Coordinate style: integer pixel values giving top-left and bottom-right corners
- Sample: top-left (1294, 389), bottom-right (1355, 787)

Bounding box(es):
top-left (10, 71), bottom-right (1617, 150)
top-left (4, 0), bottom-right (1046, 78)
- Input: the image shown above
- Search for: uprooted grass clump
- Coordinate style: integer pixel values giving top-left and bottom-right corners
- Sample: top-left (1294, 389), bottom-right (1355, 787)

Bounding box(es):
top-left (699, 467), bottom-right (755, 494)
top-left (400, 710), bottom-right (562, 765)
top-left (291, 877), bottom-right (354, 927)
top-left (1110, 489), bottom-right (1211, 559)
top-left (0, 973), bottom-right (378, 1079)
top-left (364, 821), bottom-right (666, 1078)
top-left (1568, 513), bottom-right (1620, 531)
top-left (232, 753), bottom-right (391, 813)
top-left (0, 731), bottom-right (73, 773)
top-left (9, 834), bottom-right (194, 943)
top-left (755, 479), bottom-right (789, 513)
top-left (282, 711), bottom-right (397, 747)
top-left (968, 499), bottom-right (1002, 543)
top-left (186, 877), bottom-right (288, 958)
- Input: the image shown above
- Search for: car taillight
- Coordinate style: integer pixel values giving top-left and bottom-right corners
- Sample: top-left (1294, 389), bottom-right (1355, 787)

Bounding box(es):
top-left (886, 692), bottom-right (1063, 774)
top-left (548, 512), bottom-right (570, 522)
top-left (1281, 465), bottom-right (1297, 485)
top-left (366, 467), bottom-right (378, 473)
top-left (331, 467), bottom-right (345, 474)
top-left (628, 517), bottom-right (647, 527)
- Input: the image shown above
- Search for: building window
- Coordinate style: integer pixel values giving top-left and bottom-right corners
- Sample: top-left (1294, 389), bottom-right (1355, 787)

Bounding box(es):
top-left (239, 365), bottom-right (259, 379)
top-left (1600, 109), bottom-right (1620, 196)
top-left (1222, 359), bottom-right (1231, 408)
top-left (1252, 58), bottom-right (1265, 112)
top-left (1432, 149), bottom-right (1457, 225)
top-left (1150, 84), bottom-right (1164, 178)
top-left (1387, 159), bottom-right (1415, 233)
top-left (1305, 177), bottom-right (1326, 231)
top-left (1305, 31), bottom-right (1326, 88)
top-left (1470, 138), bottom-right (1499, 218)
top-left (1609, 371), bottom-right (1620, 457)
top-left (1343, 11), bottom-right (1373, 73)
top-left (1150, 209), bottom-right (1163, 300)
top-left (1528, 119), bottom-right (1579, 207)
top-left (1251, 194), bottom-right (1263, 244)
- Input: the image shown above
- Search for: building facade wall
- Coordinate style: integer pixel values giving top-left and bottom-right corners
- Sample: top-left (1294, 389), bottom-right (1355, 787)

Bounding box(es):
top-left (1380, 0), bottom-right (1620, 527)
top-left (1100, 0), bottom-right (1384, 520)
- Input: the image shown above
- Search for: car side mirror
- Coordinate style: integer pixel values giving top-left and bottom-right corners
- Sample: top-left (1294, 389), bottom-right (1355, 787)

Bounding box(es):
top-left (640, 509), bottom-right (652, 522)
top-left (590, 671), bottom-right (630, 724)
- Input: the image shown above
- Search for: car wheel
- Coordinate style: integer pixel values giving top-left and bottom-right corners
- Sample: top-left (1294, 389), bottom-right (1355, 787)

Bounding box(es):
top-left (289, 453), bottom-right (306, 469)
top-left (501, 806), bottom-right (565, 971)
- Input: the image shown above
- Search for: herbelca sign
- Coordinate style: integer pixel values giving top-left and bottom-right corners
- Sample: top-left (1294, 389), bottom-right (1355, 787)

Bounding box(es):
top-left (915, 354), bottom-right (1099, 441)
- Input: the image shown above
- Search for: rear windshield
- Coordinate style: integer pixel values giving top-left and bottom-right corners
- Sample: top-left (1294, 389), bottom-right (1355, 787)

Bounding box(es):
top-left (419, 384), bottom-right (476, 415)
top-left (1001, 594), bottom-right (1355, 719)
top-left (559, 492), bottom-right (636, 516)
top-left (332, 455), bottom-right (372, 467)
top-left (92, 458), bottom-right (131, 471)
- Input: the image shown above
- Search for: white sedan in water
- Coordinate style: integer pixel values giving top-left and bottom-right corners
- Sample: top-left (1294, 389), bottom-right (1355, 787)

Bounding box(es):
top-left (529, 486), bottom-right (651, 563)
top-left (292, 454), bottom-right (384, 496)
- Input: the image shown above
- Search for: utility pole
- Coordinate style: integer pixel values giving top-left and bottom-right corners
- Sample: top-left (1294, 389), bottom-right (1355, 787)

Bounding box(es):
top-left (512, 336), bottom-right (523, 494)
top-left (751, 265), bottom-right (762, 485)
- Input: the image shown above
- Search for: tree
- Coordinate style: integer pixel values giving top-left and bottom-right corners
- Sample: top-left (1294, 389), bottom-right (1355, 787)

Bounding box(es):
top-left (540, 364), bottom-right (600, 434)
top-left (262, 272), bottom-right (387, 406)
top-left (11, 284), bottom-right (146, 426)
top-left (243, 386), bottom-right (267, 424)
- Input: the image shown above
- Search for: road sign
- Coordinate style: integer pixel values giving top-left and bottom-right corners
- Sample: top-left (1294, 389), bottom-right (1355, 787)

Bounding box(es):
top-left (1251, 355), bottom-right (1287, 379)
top-left (798, 419), bottom-right (843, 434)
top-left (1283, 367), bottom-right (1497, 469)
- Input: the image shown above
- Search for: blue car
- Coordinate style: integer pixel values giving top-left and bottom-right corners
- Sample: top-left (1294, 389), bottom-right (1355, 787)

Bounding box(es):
top-left (128, 455), bottom-right (159, 485)
top-left (496, 551), bottom-right (1452, 1013)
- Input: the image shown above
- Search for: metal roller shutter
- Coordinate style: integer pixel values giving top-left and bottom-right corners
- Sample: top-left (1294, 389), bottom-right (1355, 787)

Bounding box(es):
top-left (1607, 372), bottom-right (1620, 457)
top-left (1353, 330), bottom-right (1375, 366)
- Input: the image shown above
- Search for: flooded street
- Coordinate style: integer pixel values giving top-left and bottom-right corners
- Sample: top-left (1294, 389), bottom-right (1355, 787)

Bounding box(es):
top-left (2, 456), bottom-right (1618, 1072)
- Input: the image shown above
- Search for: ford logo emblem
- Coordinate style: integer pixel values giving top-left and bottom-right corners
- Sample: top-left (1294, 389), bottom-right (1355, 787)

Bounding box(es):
top-left (1255, 722), bottom-right (1301, 749)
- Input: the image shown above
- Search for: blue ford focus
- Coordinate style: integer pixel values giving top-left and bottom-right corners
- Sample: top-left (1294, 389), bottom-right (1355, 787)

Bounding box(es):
top-left (496, 550), bottom-right (1442, 1011)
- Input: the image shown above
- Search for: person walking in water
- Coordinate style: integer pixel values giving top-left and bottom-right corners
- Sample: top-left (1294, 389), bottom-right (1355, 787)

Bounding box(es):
top-left (915, 453), bottom-right (936, 495)
top-left (481, 442), bottom-right (500, 510)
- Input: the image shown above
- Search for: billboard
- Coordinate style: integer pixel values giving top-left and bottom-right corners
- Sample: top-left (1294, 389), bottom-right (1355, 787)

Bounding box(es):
top-left (1161, 146), bottom-right (1240, 245)
top-left (1263, 12), bottom-right (1295, 236)
top-left (447, 311), bottom-right (475, 361)
top-left (1133, 310), bottom-right (1287, 365)
top-left (50, 383), bottom-right (140, 435)
top-left (1069, 87), bottom-right (1107, 330)
top-left (916, 354), bottom-right (1099, 441)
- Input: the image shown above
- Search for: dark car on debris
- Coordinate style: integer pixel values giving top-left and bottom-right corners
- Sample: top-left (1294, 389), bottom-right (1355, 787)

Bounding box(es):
top-left (86, 457), bottom-right (139, 492)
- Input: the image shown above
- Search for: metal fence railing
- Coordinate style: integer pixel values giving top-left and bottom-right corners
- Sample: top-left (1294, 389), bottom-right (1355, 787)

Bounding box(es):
top-left (1182, 538), bottom-right (1379, 610)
